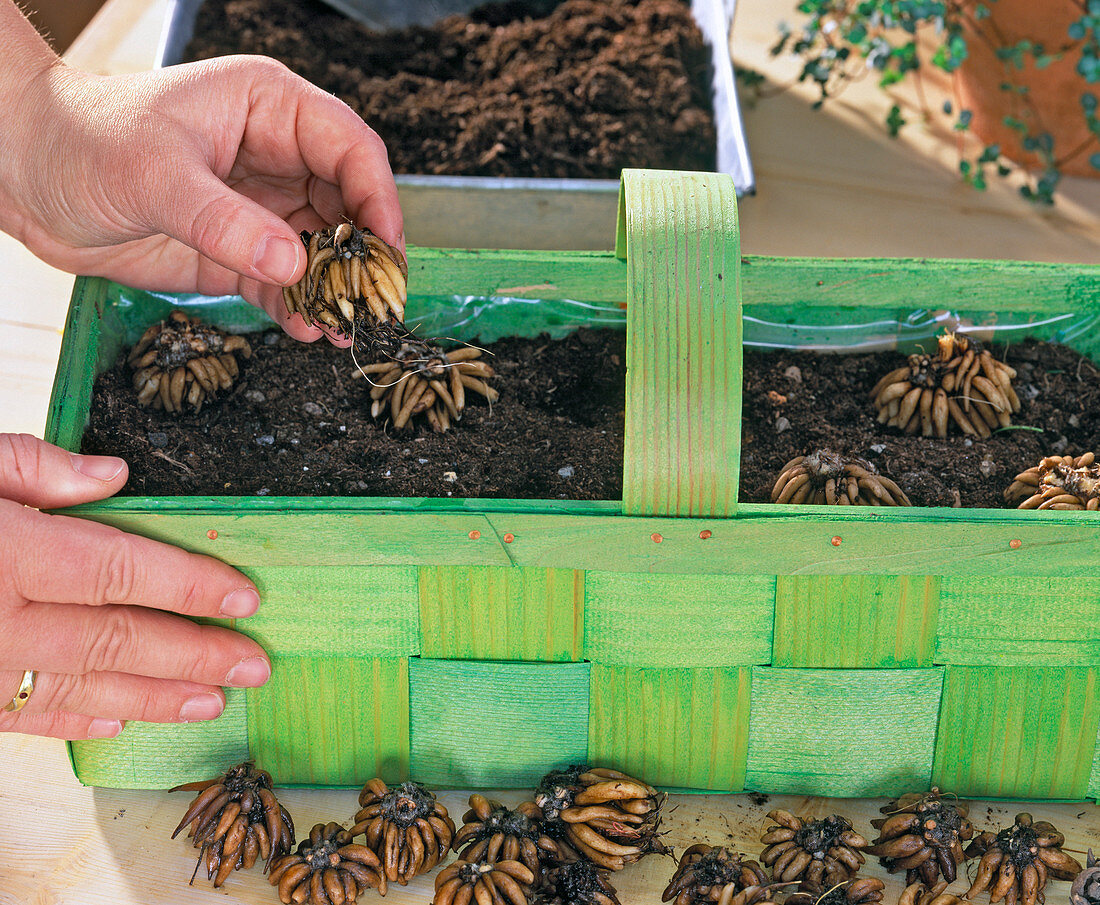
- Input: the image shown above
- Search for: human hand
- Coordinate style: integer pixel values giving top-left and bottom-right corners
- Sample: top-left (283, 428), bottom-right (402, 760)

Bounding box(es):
top-left (0, 50), bottom-right (402, 346)
top-left (0, 434), bottom-right (271, 739)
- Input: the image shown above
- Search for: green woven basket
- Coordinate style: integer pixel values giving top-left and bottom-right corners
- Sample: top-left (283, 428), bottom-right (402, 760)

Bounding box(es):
top-left (46, 169), bottom-right (1100, 799)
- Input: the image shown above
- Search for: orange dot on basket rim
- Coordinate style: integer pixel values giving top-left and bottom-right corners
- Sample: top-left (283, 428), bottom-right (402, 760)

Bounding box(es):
top-left (830, 535), bottom-right (842, 546)
top-left (468, 530), bottom-right (481, 540)
top-left (699, 529), bottom-right (712, 540)
top-left (651, 533), bottom-right (663, 543)
top-left (206, 529), bottom-right (218, 540)
top-left (1009, 538), bottom-right (1022, 549)
top-left (503, 533), bottom-right (515, 544)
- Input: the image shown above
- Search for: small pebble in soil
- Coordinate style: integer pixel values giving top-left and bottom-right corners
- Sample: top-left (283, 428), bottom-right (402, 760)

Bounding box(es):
top-left (775, 416), bottom-right (791, 432)
top-left (784, 366), bottom-right (803, 383)
top-left (147, 431), bottom-right (168, 448)
top-left (303, 402), bottom-right (323, 416)
top-left (979, 457), bottom-right (995, 477)
top-left (870, 443), bottom-right (887, 454)
top-left (263, 332), bottom-right (280, 345)
top-left (245, 390), bottom-right (265, 403)
top-left (1069, 414), bottom-right (1080, 427)
top-left (558, 466), bottom-right (575, 478)
top-left (257, 487), bottom-right (270, 495)
top-left (256, 435), bottom-right (275, 447)
top-left (418, 458), bottom-right (429, 464)
top-left (444, 472), bottom-right (457, 483)
top-left (1052, 435), bottom-right (1069, 453)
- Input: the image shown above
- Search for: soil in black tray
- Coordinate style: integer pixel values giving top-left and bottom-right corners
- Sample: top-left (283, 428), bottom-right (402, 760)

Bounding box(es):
top-left (84, 333), bottom-right (1100, 507)
top-left (740, 339), bottom-right (1100, 509)
top-left (82, 328), bottom-right (628, 500)
top-left (182, 0), bottom-right (716, 178)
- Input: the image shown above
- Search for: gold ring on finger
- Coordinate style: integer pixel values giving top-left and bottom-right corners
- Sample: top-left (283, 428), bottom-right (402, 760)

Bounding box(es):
top-left (3, 670), bottom-right (37, 712)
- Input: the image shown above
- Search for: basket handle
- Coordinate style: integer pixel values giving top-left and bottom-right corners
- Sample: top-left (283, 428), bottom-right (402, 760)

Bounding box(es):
top-left (616, 169), bottom-right (743, 518)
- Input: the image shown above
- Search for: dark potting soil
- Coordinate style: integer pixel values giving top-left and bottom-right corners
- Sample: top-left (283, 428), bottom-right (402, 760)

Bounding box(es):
top-left (740, 339), bottom-right (1100, 509)
top-left (83, 328), bottom-right (628, 500)
top-left (83, 331), bottom-right (1100, 508)
top-left (181, 0), bottom-right (716, 178)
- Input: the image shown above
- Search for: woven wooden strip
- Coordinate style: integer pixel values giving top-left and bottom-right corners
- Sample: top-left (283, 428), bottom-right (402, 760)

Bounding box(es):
top-left (584, 572), bottom-right (774, 667)
top-left (63, 511), bottom-right (512, 567)
top-left (408, 248), bottom-right (627, 303)
top-left (408, 659), bottom-right (589, 788)
top-left (745, 667), bottom-right (944, 797)
top-left (773, 576), bottom-right (941, 668)
top-left (588, 665), bottom-right (751, 791)
top-left (404, 248), bottom-right (1100, 315)
top-left (418, 566), bottom-right (583, 661)
top-left (44, 276), bottom-right (109, 452)
top-left (487, 512), bottom-right (1100, 576)
top-left (247, 657), bottom-right (409, 786)
top-left (69, 689), bottom-right (248, 789)
top-left (932, 666), bottom-right (1100, 799)
top-left (619, 169), bottom-right (742, 518)
top-left (936, 577), bottom-right (1100, 666)
top-left (243, 566), bottom-right (420, 657)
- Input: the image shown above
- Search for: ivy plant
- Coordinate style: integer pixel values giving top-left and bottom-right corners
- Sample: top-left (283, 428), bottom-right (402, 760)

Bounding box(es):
top-left (762, 0), bottom-right (1100, 204)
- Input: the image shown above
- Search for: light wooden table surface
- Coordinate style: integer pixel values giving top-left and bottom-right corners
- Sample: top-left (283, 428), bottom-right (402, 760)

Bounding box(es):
top-left (0, 1), bottom-right (1097, 902)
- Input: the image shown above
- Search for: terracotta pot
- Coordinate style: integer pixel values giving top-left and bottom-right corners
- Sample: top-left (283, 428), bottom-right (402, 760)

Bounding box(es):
top-left (956, 0), bottom-right (1099, 177)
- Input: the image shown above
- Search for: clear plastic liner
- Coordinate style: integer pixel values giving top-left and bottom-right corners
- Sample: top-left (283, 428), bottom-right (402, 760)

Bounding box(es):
top-left (742, 307), bottom-right (1100, 357)
top-left (103, 283), bottom-right (1100, 366)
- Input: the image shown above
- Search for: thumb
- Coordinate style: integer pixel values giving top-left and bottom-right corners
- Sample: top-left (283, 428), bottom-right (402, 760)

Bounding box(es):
top-left (0, 434), bottom-right (128, 509)
top-left (162, 168), bottom-right (304, 287)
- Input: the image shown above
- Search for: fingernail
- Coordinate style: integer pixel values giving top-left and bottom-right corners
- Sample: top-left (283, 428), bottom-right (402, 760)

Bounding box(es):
top-left (226, 657), bottom-right (270, 688)
top-left (71, 454), bottom-right (125, 483)
top-left (180, 693), bottom-right (224, 722)
top-left (254, 235), bottom-right (301, 284)
top-left (88, 718), bottom-right (123, 738)
top-left (220, 587), bottom-right (260, 618)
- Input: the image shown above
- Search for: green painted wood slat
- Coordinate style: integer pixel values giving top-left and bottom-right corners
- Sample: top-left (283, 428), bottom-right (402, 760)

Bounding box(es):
top-left (408, 659), bottom-right (589, 788)
top-left (583, 572), bottom-right (774, 667)
top-left (588, 665), bottom-right (751, 791)
top-left (242, 566), bottom-right (421, 656)
top-left (44, 275), bottom-right (109, 453)
top-left (773, 576), bottom-right (941, 668)
top-left (402, 249), bottom-right (1100, 316)
top-left (936, 577), bottom-right (1100, 666)
top-left (932, 666), bottom-right (1100, 800)
top-left (418, 566), bottom-right (584, 661)
top-left (619, 169), bottom-right (742, 517)
top-left (745, 667), bottom-right (944, 798)
top-left (57, 511), bottom-right (514, 567)
top-left (247, 657), bottom-right (409, 786)
top-left (69, 689), bottom-right (249, 789)
top-left (50, 503), bottom-right (1100, 575)
top-left (488, 511), bottom-right (1100, 576)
